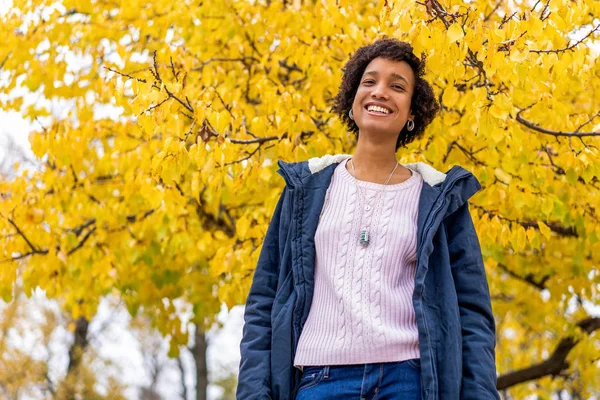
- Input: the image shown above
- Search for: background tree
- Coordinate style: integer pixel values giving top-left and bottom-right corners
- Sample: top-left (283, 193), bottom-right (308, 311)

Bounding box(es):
top-left (0, 283), bottom-right (232, 399)
top-left (0, 287), bottom-right (128, 399)
top-left (1, 0), bottom-right (599, 397)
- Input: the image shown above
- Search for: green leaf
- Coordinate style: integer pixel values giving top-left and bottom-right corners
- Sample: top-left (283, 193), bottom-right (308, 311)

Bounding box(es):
top-left (566, 168), bottom-right (577, 185)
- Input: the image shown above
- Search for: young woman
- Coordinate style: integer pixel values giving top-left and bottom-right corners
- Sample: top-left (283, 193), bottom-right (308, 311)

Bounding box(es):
top-left (237, 38), bottom-right (500, 400)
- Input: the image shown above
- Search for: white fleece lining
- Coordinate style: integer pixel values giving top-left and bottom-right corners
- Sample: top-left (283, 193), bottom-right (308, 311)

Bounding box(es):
top-left (307, 153), bottom-right (447, 186)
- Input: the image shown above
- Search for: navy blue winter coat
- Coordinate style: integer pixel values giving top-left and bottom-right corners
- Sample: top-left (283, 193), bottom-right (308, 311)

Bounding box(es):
top-left (237, 153), bottom-right (500, 400)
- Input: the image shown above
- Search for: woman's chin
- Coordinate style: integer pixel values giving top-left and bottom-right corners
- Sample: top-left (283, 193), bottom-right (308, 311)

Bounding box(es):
top-left (358, 121), bottom-right (395, 131)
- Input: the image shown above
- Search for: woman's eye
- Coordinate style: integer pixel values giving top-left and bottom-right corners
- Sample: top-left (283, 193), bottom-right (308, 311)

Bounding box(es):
top-left (363, 80), bottom-right (403, 91)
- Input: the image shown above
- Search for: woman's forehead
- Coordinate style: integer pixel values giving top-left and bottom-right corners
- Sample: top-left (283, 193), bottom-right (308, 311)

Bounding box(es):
top-left (362, 58), bottom-right (414, 82)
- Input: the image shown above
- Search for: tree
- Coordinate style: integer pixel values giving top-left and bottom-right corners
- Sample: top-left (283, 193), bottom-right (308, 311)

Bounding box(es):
top-left (0, 288), bottom-right (128, 399)
top-left (1, 0), bottom-right (599, 397)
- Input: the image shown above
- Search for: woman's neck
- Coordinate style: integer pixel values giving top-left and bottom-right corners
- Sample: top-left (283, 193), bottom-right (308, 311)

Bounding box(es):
top-left (346, 152), bottom-right (412, 185)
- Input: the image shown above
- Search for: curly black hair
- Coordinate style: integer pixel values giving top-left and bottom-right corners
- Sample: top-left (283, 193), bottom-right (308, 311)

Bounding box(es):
top-left (331, 37), bottom-right (440, 151)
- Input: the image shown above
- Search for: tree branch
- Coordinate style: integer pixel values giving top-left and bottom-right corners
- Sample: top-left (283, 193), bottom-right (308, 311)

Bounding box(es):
top-left (177, 355), bottom-right (188, 400)
top-left (6, 218), bottom-right (41, 254)
top-left (66, 226), bottom-right (97, 256)
top-left (103, 66), bottom-right (148, 83)
top-left (497, 317), bottom-right (600, 389)
top-left (496, 262), bottom-right (550, 291)
top-left (471, 203), bottom-right (578, 238)
top-left (530, 24), bottom-right (600, 54)
top-left (516, 106), bottom-right (600, 137)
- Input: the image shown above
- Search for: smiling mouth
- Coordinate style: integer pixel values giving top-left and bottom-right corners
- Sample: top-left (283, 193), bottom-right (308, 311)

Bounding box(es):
top-left (364, 106), bottom-right (393, 116)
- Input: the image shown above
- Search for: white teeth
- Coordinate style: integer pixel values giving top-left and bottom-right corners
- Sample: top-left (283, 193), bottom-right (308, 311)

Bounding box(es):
top-left (367, 105), bottom-right (390, 114)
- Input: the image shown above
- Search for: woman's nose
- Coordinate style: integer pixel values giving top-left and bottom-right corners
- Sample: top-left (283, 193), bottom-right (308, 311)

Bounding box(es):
top-left (371, 84), bottom-right (389, 99)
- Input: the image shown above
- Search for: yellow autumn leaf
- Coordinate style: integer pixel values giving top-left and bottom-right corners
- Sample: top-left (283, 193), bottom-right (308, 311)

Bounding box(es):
top-left (494, 167), bottom-right (512, 183)
top-left (447, 23), bottom-right (464, 43)
top-left (237, 215), bottom-right (251, 239)
top-left (542, 197), bottom-right (554, 217)
top-left (489, 103), bottom-right (509, 120)
top-left (442, 85), bottom-right (460, 108)
top-left (509, 49), bottom-right (529, 63)
top-left (510, 224), bottom-right (527, 252)
top-left (259, 166), bottom-right (272, 182)
top-left (537, 220), bottom-right (552, 239)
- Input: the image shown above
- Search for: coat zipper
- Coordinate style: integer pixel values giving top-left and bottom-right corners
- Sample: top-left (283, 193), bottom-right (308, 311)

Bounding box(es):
top-left (290, 185), bottom-right (303, 399)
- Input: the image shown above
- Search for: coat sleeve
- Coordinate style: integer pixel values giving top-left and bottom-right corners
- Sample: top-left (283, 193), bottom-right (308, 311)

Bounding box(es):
top-left (236, 186), bottom-right (288, 400)
top-left (444, 202), bottom-right (500, 400)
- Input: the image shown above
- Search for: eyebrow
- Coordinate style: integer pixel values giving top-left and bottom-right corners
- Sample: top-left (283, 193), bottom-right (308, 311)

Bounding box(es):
top-left (363, 70), bottom-right (409, 85)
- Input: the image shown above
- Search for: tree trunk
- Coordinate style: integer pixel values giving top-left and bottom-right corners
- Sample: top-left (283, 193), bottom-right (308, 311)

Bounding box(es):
top-left (192, 325), bottom-right (208, 400)
top-left (67, 316), bottom-right (89, 373)
top-left (62, 316), bottom-right (89, 400)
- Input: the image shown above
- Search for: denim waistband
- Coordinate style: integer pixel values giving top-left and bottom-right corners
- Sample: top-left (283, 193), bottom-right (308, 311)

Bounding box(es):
top-left (296, 358), bottom-right (421, 373)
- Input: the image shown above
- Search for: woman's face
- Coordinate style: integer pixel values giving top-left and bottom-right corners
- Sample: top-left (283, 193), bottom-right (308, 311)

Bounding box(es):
top-left (351, 57), bottom-right (415, 141)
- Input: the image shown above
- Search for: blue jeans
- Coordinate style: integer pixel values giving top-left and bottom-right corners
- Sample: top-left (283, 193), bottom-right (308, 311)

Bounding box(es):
top-left (294, 359), bottom-right (422, 399)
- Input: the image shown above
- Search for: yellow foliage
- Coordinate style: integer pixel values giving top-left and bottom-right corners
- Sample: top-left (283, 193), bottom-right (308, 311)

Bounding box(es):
top-left (1, 0), bottom-right (599, 396)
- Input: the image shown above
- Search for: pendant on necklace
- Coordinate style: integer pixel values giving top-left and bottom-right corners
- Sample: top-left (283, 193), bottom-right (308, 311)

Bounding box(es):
top-left (360, 228), bottom-right (370, 247)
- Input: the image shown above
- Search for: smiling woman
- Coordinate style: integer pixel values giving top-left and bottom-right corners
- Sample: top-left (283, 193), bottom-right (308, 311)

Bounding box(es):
top-left (238, 37), bottom-right (500, 400)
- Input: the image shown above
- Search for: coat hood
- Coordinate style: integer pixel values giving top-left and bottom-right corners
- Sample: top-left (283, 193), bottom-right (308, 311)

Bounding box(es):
top-left (275, 153), bottom-right (482, 217)
top-left (306, 153), bottom-right (447, 186)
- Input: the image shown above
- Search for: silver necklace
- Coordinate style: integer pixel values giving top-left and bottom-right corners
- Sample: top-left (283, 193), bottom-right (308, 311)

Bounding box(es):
top-left (349, 158), bottom-right (399, 247)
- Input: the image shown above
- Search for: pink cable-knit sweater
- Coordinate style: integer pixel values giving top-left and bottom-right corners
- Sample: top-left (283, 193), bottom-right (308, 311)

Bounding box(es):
top-left (293, 158), bottom-right (423, 367)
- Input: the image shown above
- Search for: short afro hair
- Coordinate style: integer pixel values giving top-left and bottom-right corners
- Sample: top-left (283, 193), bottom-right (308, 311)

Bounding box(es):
top-left (331, 37), bottom-right (440, 151)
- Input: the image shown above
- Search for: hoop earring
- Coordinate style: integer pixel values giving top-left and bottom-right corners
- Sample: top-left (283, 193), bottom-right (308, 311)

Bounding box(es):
top-left (348, 109), bottom-right (354, 120)
top-left (407, 119), bottom-right (414, 131)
